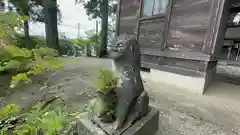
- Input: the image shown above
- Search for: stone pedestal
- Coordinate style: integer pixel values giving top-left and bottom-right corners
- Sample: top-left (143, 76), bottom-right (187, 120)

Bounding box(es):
top-left (77, 107), bottom-right (159, 135)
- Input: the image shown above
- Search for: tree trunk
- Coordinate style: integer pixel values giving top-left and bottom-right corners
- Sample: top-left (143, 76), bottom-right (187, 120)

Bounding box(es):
top-left (43, 0), bottom-right (61, 55)
top-left (98, 0), bottom-right (108, 58)
top-left (23, 19), bottom-right (30, 49)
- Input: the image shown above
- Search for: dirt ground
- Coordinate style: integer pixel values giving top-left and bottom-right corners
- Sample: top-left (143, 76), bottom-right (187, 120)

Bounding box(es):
top-left (145, 79), bottom-right (240, 135)
top-left (0, 57), bottom-right (240, 135)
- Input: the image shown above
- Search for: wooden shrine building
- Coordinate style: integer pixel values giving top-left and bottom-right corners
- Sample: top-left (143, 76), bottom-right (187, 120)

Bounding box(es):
top-left (115, 0), bottom-right (240, 94)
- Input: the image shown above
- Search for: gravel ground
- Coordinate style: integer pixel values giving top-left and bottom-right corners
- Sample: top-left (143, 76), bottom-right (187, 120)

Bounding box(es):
top-left (0, 57), bottom-right (112, 111)
top-left (0, 57), bottom-right (240, 135)
top-left (145, 81), bottom-right (240, 135)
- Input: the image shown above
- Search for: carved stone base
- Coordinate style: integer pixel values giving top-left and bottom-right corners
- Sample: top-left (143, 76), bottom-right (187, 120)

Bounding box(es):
top-left (77, 107), bottom-right (159, 135)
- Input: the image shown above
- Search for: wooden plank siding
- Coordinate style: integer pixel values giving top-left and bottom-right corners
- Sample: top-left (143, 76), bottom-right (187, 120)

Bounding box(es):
top-left (166, 0), bottom-right (211, 52)
top-left (117, 0), bottom-right (141, 35)
top-left (138, 18), bottom-right (165, 49)
top-left (138, 0), bottom-right (214, 75)
top-left (117, 0), bottom-right (227, 77)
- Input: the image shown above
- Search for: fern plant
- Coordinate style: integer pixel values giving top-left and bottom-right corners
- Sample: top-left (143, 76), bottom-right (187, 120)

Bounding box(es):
top-left (0, 45), bottom-right (64, 89)
top-left (14, 103), bottom-right (85, 135)
top-left (94, 69), bottom-right (117, 93)
top-left (0, 104), bottom-right (20, 120)
top-left (89, 69), bottom-right (118, 122)
top-left (0, 101), bottom-right (84, 135)
top-left (13, 103), bottom-right (67, 135)
top-left (0, 104), bottom-right (23, 135)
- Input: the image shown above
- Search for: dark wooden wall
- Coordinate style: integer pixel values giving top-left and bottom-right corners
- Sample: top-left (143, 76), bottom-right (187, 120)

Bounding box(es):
top-left (117, 0), bottom-right (140, 36)
top-left (231, 0), bottom-right (240, 8)
top-left (139, 0), bottom-right (221, 77)
top-left (138, 18), bottom-right (165, 50)
top-left (167, 0), bottom-right (210, 52)
top-left (117, 0), bottom-right (228, 77)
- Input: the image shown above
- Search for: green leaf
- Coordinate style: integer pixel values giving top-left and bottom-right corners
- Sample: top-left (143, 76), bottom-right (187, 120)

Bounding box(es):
top-left (10, 73), bottom-right (31, 88)
top-left (22, 15), bottom-right (29, 21)
top-left (0, 104), bottom-right (20, 120)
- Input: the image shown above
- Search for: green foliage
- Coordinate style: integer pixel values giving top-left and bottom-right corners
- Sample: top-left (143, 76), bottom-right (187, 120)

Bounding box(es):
top-left (72, 32), bottom-right (100, 48)
top-left (10, 34), bottom-right (45, 48)
top-left (78, 0), bottom-right (116, 19)
top-left (0, 45), bottom-right (32, 73)
top-left (9, 0), bottom-right (30, 16)
top-left (94, 69), bottom-right (117, 93)
top-left (13, 103), bottom-right (68, 135)
top-left (58, 33), bottom-right (79, 56)
top-left (0, 104), bottom-right (22, 135)
top-left (0, 104), bottom-right (20, 120)
top-left (0, 12), bottom-right (23, 44)
top-left (8, 0), bottom-right (62, 23)
top-left (89, 69), bottom-right (117, 121)
top-left (78, 0), bottom-right (117, 57)
top-left (0, 12), bottom-right (64, 89)
top-left (11, 33), bottom-right (76, 56)
top-left (8, 0), bottom-right (62, 52)
top-left (0, 101), bottom-right (84, 135)
top-left (2, 45), bottom-right (32, 60)
top-left (86, 31), bottom-right (100, 45)
top-left (32, 47), bottom-right (58, 57)
top-left (72, 38), bottom-right (91, 47)
top-left (0, 45), bottom-right (64, 89)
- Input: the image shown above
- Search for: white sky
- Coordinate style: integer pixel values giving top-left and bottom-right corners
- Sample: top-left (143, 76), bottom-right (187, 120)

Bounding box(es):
top-left (29, 0), bottom-right (95, 39)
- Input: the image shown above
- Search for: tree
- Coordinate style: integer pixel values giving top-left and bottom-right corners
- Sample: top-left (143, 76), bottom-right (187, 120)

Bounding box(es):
top-left (0, 12), bottom-right (23, 46)
top-left (8, 0), bottom-right (34, 48)
top-left (99, 0), bottom-right (108, 57)
top-left (42, 0), bottom-right (61, 55)
top-left (8, 0), bottom-right (62, 53)
top-left (77, 0), bottom-right (117, 57)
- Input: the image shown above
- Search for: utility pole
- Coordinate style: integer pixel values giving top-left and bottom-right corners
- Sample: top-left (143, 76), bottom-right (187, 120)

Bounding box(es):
top-left (96, 20), bottom-right (99, 35)
top-left (77, 23), bottom-right (80, 39)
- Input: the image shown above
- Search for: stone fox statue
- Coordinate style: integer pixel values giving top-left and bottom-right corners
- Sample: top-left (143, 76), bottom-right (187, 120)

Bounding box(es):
top-left (108, 34), bottom-right (149, 131)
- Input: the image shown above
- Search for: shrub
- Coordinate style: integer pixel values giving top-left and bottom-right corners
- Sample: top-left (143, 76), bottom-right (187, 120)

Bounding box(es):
top-left (94, 69), bottom-right (117, 94)
top-left (0, 45), bottom-right (64, 89)
top-left (10, 34), bottom-right (46, 49)
top-left (0, 104), bottom-right (22, 135)
top-left (0, 12), bottom-right (23, 45)
top-left (13, 102), bottom-right (68, 135)
top-left (0, 101), bottom-right (84, 135)
top-left (0, 12), bottom-right (64, 89)
top-left (89, 69), bottom-right (118, 122)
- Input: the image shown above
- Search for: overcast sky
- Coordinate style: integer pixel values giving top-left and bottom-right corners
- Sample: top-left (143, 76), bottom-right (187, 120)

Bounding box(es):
top-left (29, 0), bottom-right (95, 39)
